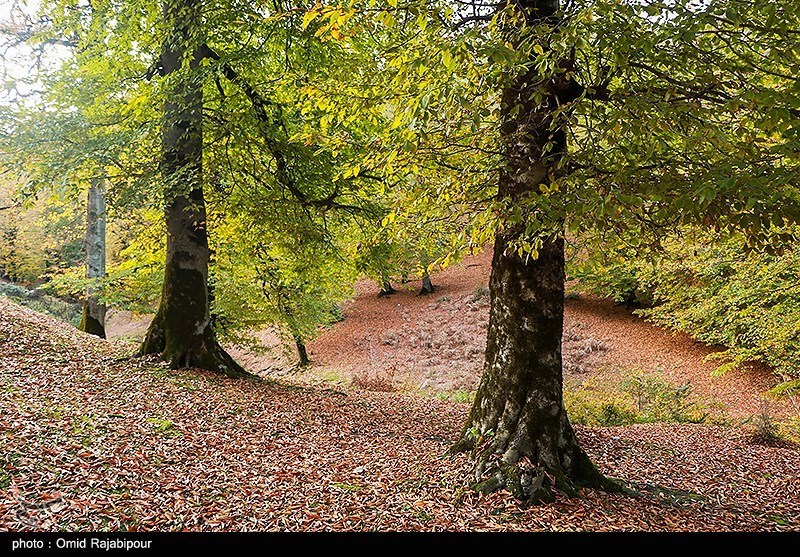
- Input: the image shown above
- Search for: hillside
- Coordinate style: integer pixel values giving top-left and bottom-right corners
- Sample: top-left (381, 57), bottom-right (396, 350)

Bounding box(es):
top-left (221, 249), bottom-right (790, 420)
top-left (2, 295), bottom-right (799, 531)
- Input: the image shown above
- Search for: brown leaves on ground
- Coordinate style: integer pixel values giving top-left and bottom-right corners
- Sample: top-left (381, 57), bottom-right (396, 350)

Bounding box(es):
top-left (1, 297), bottom-right (799, 531)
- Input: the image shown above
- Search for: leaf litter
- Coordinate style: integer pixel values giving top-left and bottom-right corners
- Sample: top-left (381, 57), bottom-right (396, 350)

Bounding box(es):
top-left (1, 296), bottom-right (799, 531)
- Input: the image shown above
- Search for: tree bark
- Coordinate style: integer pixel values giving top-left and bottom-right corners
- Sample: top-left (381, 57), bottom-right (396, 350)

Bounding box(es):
top-left (453, 0), bottom-right (616, 503)
top-left (79, 177), bottom-right (106, 338)
top-left (419, 271), bottom-right (435, 295)
top-left (138, 0), bottom-right (247, 378)
top-left (295, 334), bottom-right (310, 367)
top-left (378, 275), bottom-right (396, 297)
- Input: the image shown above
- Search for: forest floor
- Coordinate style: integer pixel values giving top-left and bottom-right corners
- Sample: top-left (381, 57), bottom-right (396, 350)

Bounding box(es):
top-left (2, 255), bottom-right (799, 531)
top-left (218, 248), bottom-right (792, 421)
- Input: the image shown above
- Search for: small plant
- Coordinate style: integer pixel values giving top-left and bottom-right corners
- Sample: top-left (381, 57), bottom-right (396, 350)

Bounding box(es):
top-left (464, 426), bottom-right (481, 442)
top-left (564, 382), bottom-right (638, 426)
top-left (619, 370), bottom-right (708, 424)
top-left (146, 417), bottom-right (181, 437)
top-left (748, 403), bottom-right (791, 447)
top-left (320, 370), bottom-right (346, 384)
top-left (565, 371), bottom-right (715, 426)
top-left (330, 482), bottom-right (362, 492)
top-left (436, 390), bottom-right (475, 403)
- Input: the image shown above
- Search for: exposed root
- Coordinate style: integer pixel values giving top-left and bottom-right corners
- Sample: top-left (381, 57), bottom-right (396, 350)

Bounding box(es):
top-left (616, 480), bottom-right (707, 505)
top-left (452, 435), bottom-right (622, 505)
top-left (139, 321), bottom-right (256, 380)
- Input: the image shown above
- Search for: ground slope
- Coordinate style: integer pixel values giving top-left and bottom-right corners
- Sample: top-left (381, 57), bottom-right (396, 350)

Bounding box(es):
top-left (228, 249), bottom-right (788, 420)
top-left (1, 297), bottom-right (798, 531)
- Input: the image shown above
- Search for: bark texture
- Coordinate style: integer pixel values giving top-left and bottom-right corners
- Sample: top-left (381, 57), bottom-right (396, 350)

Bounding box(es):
top-left (295, 335), bottom-right (310, 367)
top-left (139, 0), bottom-right (246, 378)
top-left (79, 177), bottom-right (106, 338)
top-left (453, 0), bottom-right (616, 503)
top-left (419, 271), bottom-right (435, 295)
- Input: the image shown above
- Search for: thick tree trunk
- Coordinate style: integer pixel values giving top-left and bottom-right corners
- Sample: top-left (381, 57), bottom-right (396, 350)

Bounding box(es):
top-left (295, 335), bottom-right (310, 367)
top-left (455, 236), bottom-right (612, 501)
top-left (79, 177), bottom-right (106, 338)
top-left (453, 0), bottom-right (616, 503)
top-left (138, 0), bottom-right (246, 378)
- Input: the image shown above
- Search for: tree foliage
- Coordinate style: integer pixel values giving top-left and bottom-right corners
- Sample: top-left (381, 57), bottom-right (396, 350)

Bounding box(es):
top-left (574, 227), bottom-right (800, 385)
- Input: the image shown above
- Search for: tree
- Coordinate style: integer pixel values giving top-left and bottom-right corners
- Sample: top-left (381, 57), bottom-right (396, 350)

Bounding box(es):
top-left (445, 0), bottom-right (615, 501)
top-left (137, 0), bottom-right (247, 377)
top-left (2, 0), bottom-right (382, 370)
top-left (78, 176), bottom-right (106, 337)
top-left (211, 212), bottom-right (356, 369)
top-left (307, 0), bottom-right (800, 503)
top-left (0, 0), bottom-right (160, 327)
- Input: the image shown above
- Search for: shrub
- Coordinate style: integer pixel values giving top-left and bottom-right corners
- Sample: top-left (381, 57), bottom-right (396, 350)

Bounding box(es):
top-left (0, 281), bottom-right (81, 326)
top-left (565, 370), bottom-right (715, 426)
top-left (571, 230), bottom-right (800, 391)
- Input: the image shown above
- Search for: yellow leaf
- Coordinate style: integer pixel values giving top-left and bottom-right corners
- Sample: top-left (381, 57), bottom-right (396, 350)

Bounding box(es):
top-left (301, 10), bottom-right (320, 29)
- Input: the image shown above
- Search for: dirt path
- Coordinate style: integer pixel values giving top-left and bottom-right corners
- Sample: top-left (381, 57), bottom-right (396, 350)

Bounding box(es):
top-left (107, 248), bottom-right (790, 420)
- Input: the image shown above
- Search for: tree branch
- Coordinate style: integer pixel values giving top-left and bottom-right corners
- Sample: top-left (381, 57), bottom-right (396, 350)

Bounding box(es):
top-left (200, 44), bottom-right (370, 215)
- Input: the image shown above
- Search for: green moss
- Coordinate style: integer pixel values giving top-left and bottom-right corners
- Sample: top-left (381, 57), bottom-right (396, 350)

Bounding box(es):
top-left (78, 304), bottom-right (106, 338)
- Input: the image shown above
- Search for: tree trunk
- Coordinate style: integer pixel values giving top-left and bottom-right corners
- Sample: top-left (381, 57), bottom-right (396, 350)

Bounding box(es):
top-left (378, 275), bottom-right (396, 297)
top-left (295, 334), bottom-right (310, 367)
top-left (419, 271), bottom-right (434, 295)
top-left (453, 0), bottom-right (616, 503)
top-left (138, 0), bottom-right (247, 378)
top-left (79, 177), bottom-right (106, 338)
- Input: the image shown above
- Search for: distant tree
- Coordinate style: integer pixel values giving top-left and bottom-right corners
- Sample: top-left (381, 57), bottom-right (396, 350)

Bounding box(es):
top-left (78, 177), bottom-right (106, 338)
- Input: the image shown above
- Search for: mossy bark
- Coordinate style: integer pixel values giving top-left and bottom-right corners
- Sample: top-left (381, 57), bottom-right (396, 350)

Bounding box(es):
top-left (138, 0), bottom-right (247, 379)
top-left (79, 304), bottom-right (105, 338)
top-left (454, 236), bottom-right (616, 502)
top-left (453, 0), bottom-right (617, 503)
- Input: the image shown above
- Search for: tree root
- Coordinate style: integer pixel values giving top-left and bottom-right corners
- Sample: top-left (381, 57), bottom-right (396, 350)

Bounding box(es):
top-left (139, 322), bottom-right (257, 380)
top-left (615, 480), bottom-right (706, 505)
top-left (453, 437), bottom-right (622, 505)
top-left (460, 446), bottom-right (699, 506)
top-left (471, 459), bottom-right (621, 505)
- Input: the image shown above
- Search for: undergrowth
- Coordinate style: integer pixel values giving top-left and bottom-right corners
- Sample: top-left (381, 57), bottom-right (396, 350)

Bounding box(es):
top-left (565, 369), bottom-right (724, 426)
top-left (570, 231), bottom-right (800, 400)
top-left (0, 281), bottom-right (81, 327)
